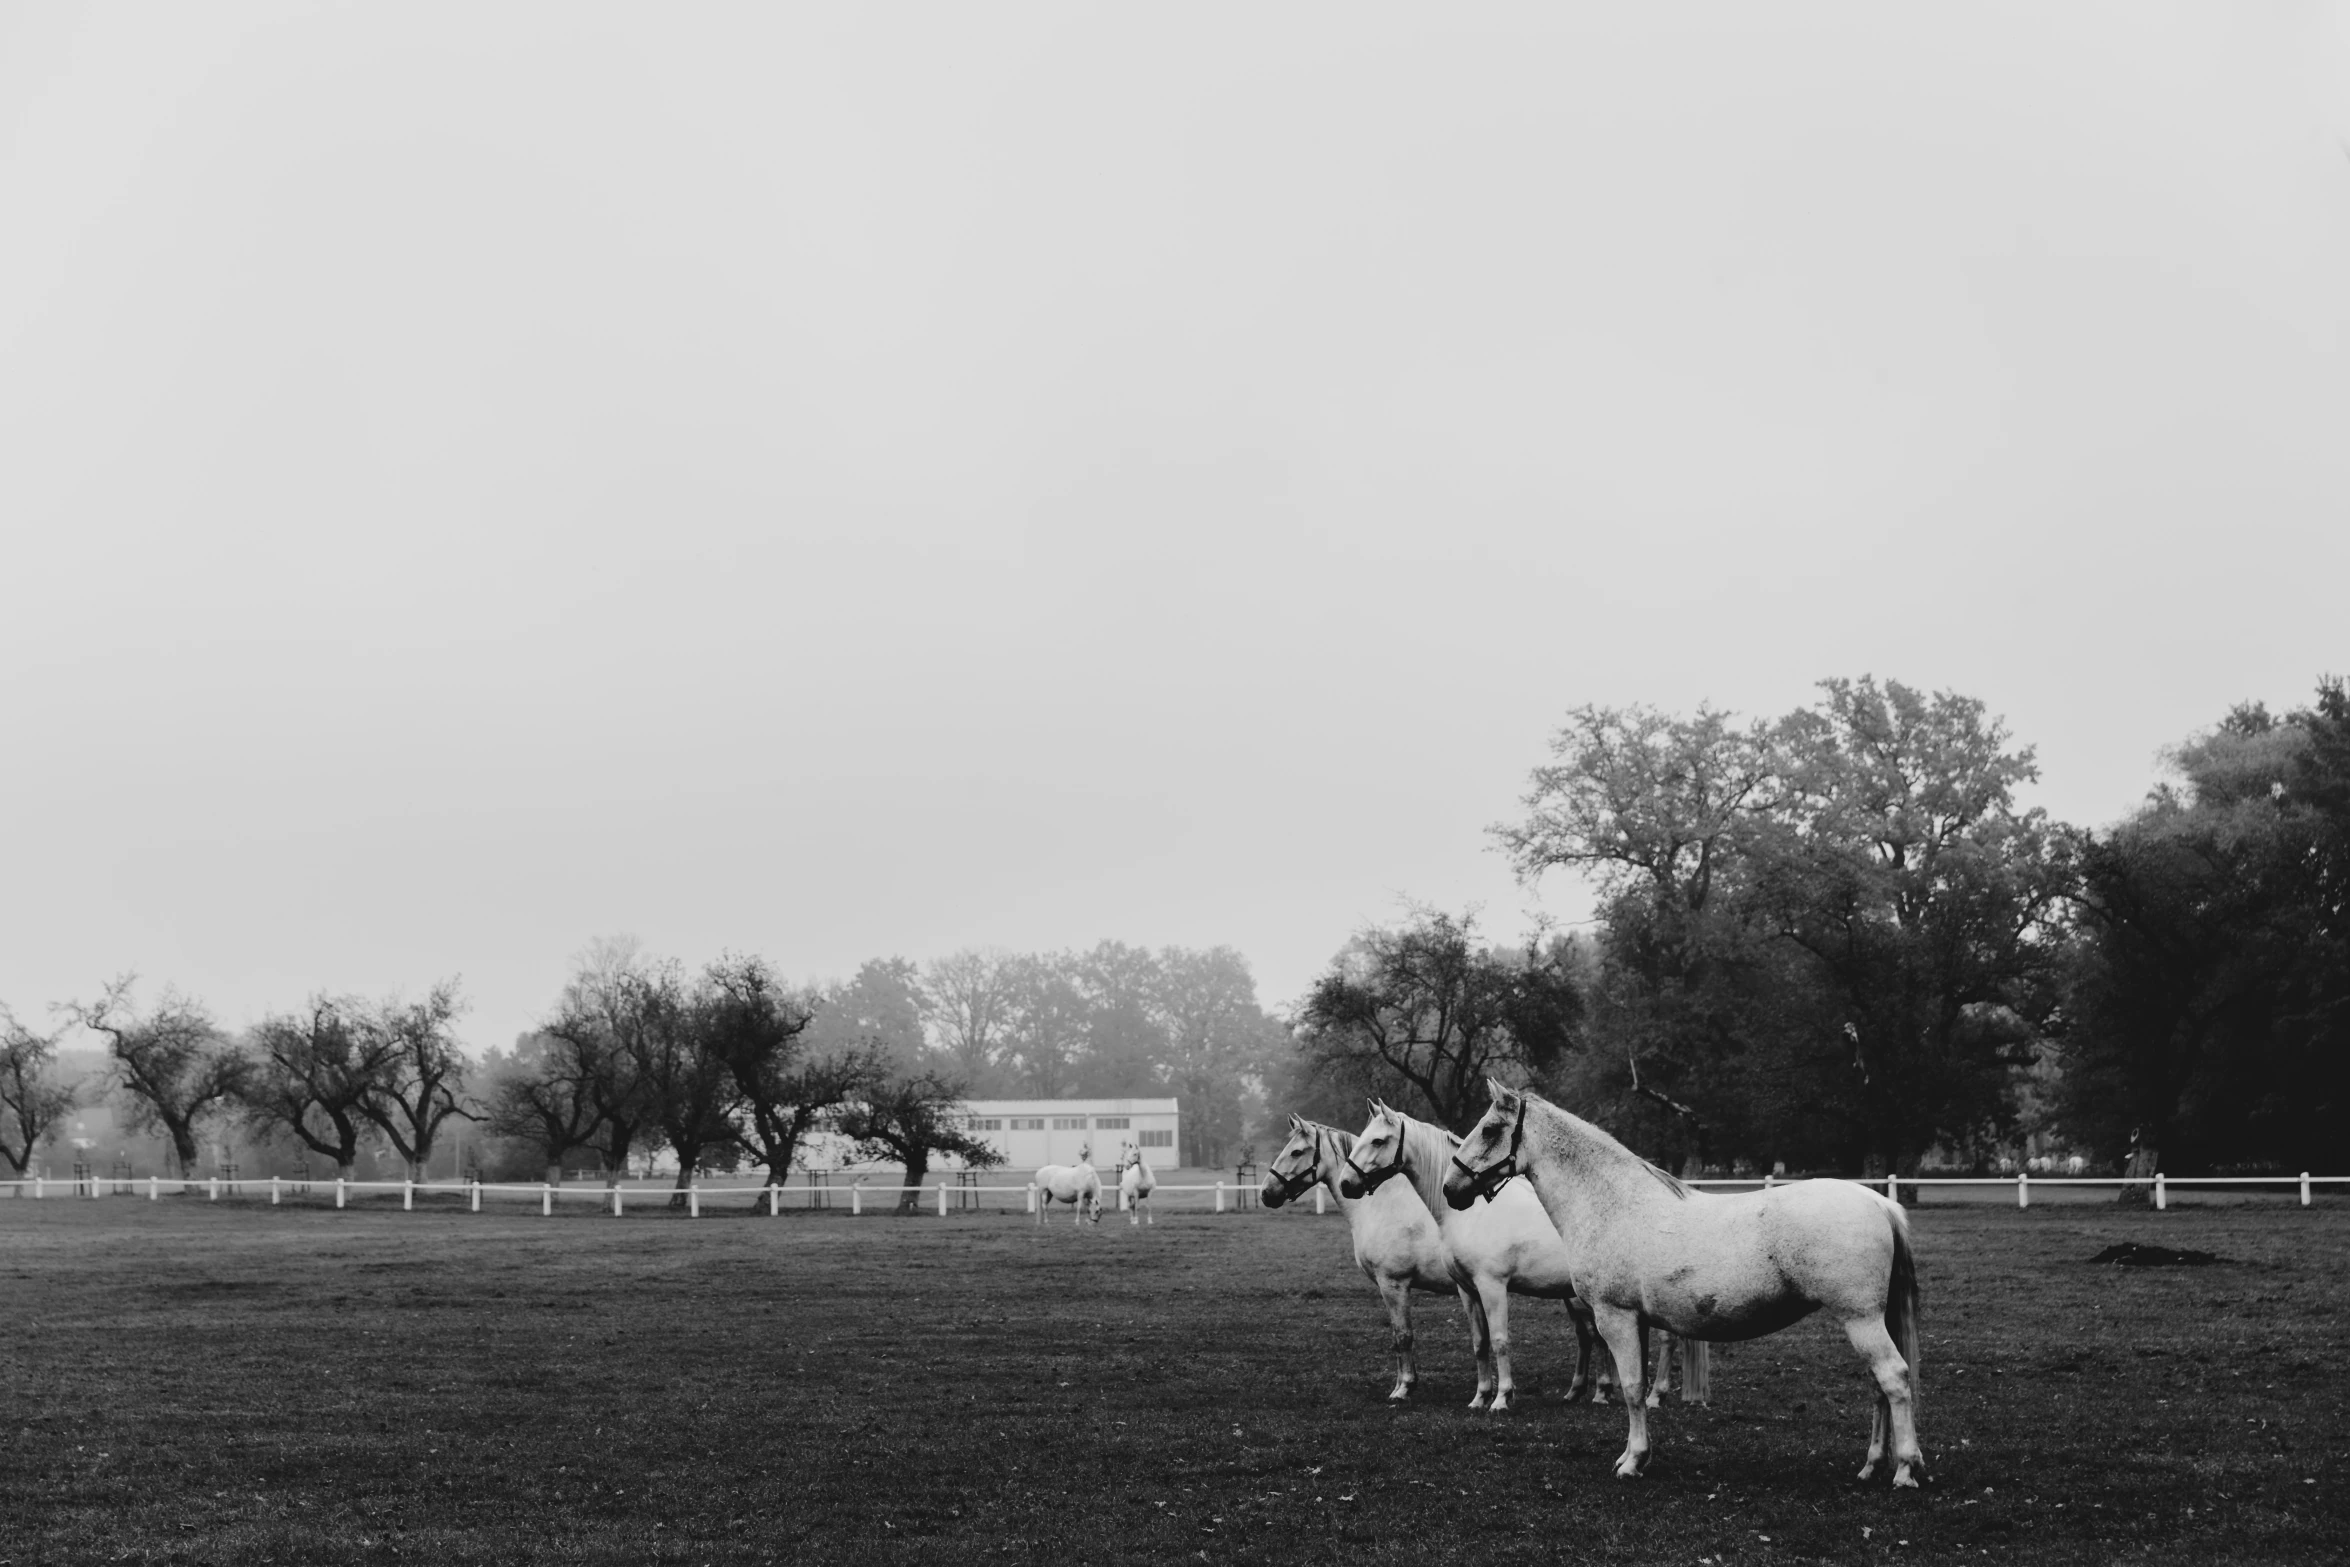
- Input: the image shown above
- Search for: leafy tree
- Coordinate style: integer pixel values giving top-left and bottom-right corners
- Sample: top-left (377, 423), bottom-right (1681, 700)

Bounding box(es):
top-left (1757, 678), bottom-right (2075, 1176)
top-left (0, 1005), bottom-right (77, 1176)
top-left (479, 1031), bottom-right (607, 1184)
top-left (698, 953), bottom-right (870, 1202)
top-left (69, 978), bottom-right (252, 1179)
top-left (999, 953), bottom-right (1090, 1097)
top-left (1293, 909), bottom-right (1581, 1133)
top-left (1154, 946), bottom-right (1283, 1167)
top-left (2057, 681), bottom-right (2350, 1174)
top-left (1072, 941), bottom-right (1167, 1097)
top-left (615, 960), bottom-right (741, 1202)
top-left (806, 958), bottom-right (930, 1073)
top-left (244, 994), bottom-right (396, 1180)
top-left (832, 1070), bottom-right (1004, 1215)
top-left (1498, 680), bottom-right (2076, 1180)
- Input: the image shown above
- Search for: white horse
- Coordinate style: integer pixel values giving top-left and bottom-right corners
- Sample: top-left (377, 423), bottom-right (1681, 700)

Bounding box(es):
top-left (1446, 1081), bottom-right (1923, 1486)
top-left (1117, 1142), bottom-right (1156, 1226)
top-left (1262, 1116), bottom-right (1477, 1402)
top-left (1034, 1143), bottom-right (1103, 1226)
top-left (1340, 1103), bottom-right (1708, 1412)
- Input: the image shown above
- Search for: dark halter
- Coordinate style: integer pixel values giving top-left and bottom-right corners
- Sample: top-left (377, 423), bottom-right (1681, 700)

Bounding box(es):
top-left (1264, 1131), bottom-right (1326, 1205)
top-left (1342, 1122), bottom-right (1408, 1195)
top-left (1449, 1095), bottom-right (1526, 1204)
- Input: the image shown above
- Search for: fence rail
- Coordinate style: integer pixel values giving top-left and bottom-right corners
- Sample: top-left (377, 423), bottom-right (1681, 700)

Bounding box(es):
top-left (3, 1172), bottom-right (2344, 1215)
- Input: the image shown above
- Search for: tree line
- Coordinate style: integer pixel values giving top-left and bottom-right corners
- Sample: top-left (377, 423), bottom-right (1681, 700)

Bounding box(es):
top-left (1, 938), bottom-right (1288, 1202)
top-left (1269, 675), bottom-right (2350, 1187)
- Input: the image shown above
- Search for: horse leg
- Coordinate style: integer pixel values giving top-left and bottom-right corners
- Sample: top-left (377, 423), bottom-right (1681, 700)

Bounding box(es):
top-left (1844, 1317), bottom-right (1924, 1487)
top-left (1564, 1297), bottom-right (1595, 1403)
top-left (1380, 1280), bottom-right (1418, 1401)
top-left (1647, 1333), bottom-right (1674, 1409)
top-left (1476, 1278), bottom-right (1517, 1412)
top-left (1593, 1306), bottom-right (1652, 1478)
top-left (1456, 1285), bottom-right (1497, 1410)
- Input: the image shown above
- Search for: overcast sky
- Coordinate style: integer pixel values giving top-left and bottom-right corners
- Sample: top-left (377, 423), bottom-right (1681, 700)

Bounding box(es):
top-left (5, 2), bottom-right (2347, 1055)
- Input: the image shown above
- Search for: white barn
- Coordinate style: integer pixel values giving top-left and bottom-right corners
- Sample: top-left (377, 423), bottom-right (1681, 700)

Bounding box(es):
top-left (953, 1097), bottom-right (1180, 1172)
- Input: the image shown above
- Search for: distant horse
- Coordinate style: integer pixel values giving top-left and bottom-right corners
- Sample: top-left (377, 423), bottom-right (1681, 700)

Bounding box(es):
top-left (1340, 1103), bottom-right (1706, 1412)
top-left (1034, 1144), bottom-right (1103, 1226)
top-left (1446, 1081), bottom-right (1923, 1486)
top-left (1118, 1143), bottom-right (1156, 1226)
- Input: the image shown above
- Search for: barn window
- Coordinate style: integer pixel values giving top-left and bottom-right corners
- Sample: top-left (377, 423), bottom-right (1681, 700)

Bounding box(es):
top-left (1052, 1117), bottom-right (1086, 1130)
top-left (1139, 1130), bottom-right (1174, 1147)
top-left (1094, 1117), bottom-right (1129, 1130)
top-left (968, 1118), bottom-right (1002, 1131)
top-left (1009, 1117), bottom-right (1043, 1131)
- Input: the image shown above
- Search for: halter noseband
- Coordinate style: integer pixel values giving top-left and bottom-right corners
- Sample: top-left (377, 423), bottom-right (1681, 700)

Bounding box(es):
top-left (1449, 1096), bottom-right (1526, 1203)
top-left (1264, 1132), bottom-right (1326, 1205)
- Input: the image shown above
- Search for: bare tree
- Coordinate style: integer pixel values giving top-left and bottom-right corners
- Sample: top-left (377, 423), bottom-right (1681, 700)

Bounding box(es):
top-left (921, 948), bottom-right (1016, 1091)
top-left (68, 977), bottom-right (252, 1179)
top-left (542, 937), bottom-right (663, 1187)
top-left (244, 994), bottom-right (394, 1180)
top-left (1, 1005), bottom-right (78, 1177)
top-left (358, 980), bottom-right (473, 1182)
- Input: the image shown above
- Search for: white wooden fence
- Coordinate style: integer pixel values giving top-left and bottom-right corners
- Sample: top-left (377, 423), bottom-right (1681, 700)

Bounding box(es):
top-left (1, 1172), bottom-right (2343, 1214)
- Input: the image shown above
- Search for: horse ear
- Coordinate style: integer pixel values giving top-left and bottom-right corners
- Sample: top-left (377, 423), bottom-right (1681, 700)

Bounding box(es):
top-left (1288, 1112), bottom-right (1304, 1132)
top-left (1486, 1076), bottom-right (1520, 1106)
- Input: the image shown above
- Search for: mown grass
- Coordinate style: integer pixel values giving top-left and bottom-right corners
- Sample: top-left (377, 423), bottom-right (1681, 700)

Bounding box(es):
top-left (3, 1194), bottom-right (2345, 1565)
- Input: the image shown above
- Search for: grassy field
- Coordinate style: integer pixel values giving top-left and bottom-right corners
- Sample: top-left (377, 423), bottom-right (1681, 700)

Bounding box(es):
top-left (3, 1196), bottom-right (2345, 1566)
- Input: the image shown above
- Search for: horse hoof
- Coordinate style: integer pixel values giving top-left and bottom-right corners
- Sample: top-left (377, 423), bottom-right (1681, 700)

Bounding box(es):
top-left (1389, 1386), bottom-right (1411, 1402)
top-left (1644, 1391), bottom-right (1664, 1409)
top-left (1893, 1467), bottom-right (1920, 1490)
top-left (1857, 1461), bottom-right (1879, 1483)
top-left (1489, 1396), bottom-right (1512, 1414)
top-left (1613, 1454), bottom-right (1646, 1480)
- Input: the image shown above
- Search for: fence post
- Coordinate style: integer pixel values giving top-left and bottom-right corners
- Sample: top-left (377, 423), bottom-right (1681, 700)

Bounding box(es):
top-left (937, 1181), bottom-right (948, 1218)
top-left (542, 1182), bottom-right (552, 1217)
top-left (149, 1175), bottom-right (158, 1202)
top-left (470, 1179), bottom-right (481, 1214)
top-left (613, 1186), bottom-right (623, 1217)
top-left (2155, 1172), bottom-right (2166, 1211)
top-left (335, 1177), bottom-right (346, 1210)
top-left (209, 1176), bottom-right (219, 1202)
top-left (1215, 1181), bottom-right (1226, 1214)
top-left (769, 1183), bottom-right (780, 1218)
top-left (689, 1183), bottom-right (700, 1219)
top-left (33, 1176), bottom-right (41, 1200)
top-left (2017, 1171), bottom-right (2029, 1209)
top-left (851, 1185), bottom-right (863, 1217)
top-left (2302, 1172), bottom-right (2313, 1208)
top-left (1025, 1182), bottom-right (1036, 1215)
top-left (1314, 1185), bottom-right (1326, 1215)
top-left (1884, 1172), bottom-right (1897, 1205)
top-left (1764, 1172), bottom-right (1775, 1190)
top-left (402, 1179), bottom-right (413, 1212)
top-left (271, 1175), bottom-right (282, 1207)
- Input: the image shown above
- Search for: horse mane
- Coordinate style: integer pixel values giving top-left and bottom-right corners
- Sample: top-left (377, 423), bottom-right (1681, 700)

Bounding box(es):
top-left (1524, 1091), bottom-right (1690, 1200)
top-left (1387, 1112), bottom-right (1460, 1219)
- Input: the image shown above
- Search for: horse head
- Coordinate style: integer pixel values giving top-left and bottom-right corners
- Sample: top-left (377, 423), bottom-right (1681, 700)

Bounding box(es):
top-left (1337, 1101), bottom-right (1410, 1199)
top-left (1443, 1078), bottom-right (1526, 1210)
top-left (1259, 1113), bottom-right (1324, 1209)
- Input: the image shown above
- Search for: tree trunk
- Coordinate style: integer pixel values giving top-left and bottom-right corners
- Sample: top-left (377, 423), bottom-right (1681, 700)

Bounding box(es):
top-left (544, 1160), bottom-right (564, 1186)
top-left (168, 1122), bottom-right (203, 1188)
top-left (895, 1149), bottom-right (929, 1215)
top-left (2117, 1143), bottom-right (2159, 1207)
top-left (336, 1161), bottom-right (357, 1182)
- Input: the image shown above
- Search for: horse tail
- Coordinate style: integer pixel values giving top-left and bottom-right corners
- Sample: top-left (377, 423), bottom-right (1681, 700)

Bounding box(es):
top-left (1680, 1335), bottom-right (1713, 1406)
top-left (1885, 1202), bottom-right (1922, 1407)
